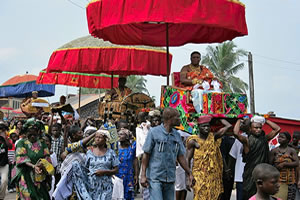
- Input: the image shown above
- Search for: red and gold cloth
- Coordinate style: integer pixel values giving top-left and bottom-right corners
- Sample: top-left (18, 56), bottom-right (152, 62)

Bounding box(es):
top-left (46, 47), bottom-right (172, 76)
top-left (87, 0), bottom-right (248, 46)
top-left (37, 70), bottom-right (118, 89)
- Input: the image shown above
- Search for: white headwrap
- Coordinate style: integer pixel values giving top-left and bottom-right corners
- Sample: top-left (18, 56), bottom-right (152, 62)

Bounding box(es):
top-left (149, 110), bottom-right (161, 117)
top-left (96, 129), bottom-right (111, 140)
top-left (251, 115), bottom-right (265, 125)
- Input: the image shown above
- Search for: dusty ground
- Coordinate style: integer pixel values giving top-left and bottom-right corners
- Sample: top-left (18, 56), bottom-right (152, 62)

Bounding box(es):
top-left (5, 190), bottom-right (236, 199)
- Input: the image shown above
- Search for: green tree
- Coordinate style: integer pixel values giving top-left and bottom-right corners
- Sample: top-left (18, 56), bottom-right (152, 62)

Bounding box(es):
top-left (201, 41), bottom-right (248, 93)
top-left (125, 75), bottom-right (149, 95)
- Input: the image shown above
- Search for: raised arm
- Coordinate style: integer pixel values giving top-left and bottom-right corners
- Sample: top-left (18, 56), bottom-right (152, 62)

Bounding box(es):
top-left (214, 119), bottom-right (232, 140)
top-left (81, 132), bottom-right (96, 147)
top-left (233, 119), bottom-right (249, 154)
top-left (265, 119), bottom-right (281, 141)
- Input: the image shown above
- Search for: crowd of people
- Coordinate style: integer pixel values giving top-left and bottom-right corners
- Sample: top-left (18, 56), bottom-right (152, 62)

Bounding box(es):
top-left (0, 100), bottom-right (299, 200)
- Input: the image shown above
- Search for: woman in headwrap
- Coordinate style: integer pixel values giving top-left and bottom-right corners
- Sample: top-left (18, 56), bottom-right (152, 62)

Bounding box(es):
top-left (270, 132), bottom-right (299, 200)
top-left (13, 119), bottom-right (54, 200)
top-left (72, 129), bottom-right (119, 200)
top-left (117, 128), bottom-right (138, 200)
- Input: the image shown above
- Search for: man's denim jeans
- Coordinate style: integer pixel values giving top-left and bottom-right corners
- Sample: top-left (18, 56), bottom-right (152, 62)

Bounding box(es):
top-left (149, 180), bottom-right (174, 200)
top-left (236, 182), bottom-right (243, 200)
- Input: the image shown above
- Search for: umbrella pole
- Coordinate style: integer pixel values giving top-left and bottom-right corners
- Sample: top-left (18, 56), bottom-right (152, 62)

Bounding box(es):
top-left (78, 87), bottom-right (81, 116)
top-left (166, 23), bottom-right (170, 86)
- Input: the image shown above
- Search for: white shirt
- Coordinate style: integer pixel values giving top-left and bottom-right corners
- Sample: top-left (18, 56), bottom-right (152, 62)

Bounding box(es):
top-left (136, 121), bottom-right (150, 158)
top-left (229, 133), bottom-right (247, 182)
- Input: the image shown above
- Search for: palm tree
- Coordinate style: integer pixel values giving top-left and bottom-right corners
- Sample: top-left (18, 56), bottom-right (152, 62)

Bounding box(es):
top-left (125, 75), bottom-right (149, 95)
top-left (201, 41), bottom-right (248, 93)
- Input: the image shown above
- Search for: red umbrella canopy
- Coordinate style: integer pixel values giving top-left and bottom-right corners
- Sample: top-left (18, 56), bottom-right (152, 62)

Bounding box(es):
top-left (86, 0), bottom-right (248, 46)
top-left (46, 36), bottom-right (172, 76)
top-left (2, 74), bottom-right (37, 86)
top-left (37, 69), bottom-right (119, 89)
top-left (0, 107), bottom-right (13, 111)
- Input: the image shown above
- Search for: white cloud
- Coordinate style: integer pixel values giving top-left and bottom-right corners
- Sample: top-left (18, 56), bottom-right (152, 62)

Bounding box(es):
top-left (0, 48), bottom-right (18, 61)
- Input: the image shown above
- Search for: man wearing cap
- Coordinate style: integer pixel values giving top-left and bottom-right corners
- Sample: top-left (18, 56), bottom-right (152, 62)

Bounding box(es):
top-left (186, 115), bottom-right (232, 200)
top-left (140, 107), bottom-right (193, 200)
top-left (233, 116), bottom-right (281, 200)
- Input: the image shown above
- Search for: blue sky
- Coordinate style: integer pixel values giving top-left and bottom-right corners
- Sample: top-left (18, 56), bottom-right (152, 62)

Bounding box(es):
top-left (0, 0), bottom-right (299, 119)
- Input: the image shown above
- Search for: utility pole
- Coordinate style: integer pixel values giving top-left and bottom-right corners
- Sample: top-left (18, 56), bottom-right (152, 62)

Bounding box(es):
top-left (248, 52), bottom-right (255, 114)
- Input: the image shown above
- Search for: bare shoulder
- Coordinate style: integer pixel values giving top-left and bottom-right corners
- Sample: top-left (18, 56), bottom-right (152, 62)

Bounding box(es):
top-left (187, 135), bottom-right (198, 149)
top-left (288, 147), bottom-right (297, 155)
top-left (180, 65), bottom-right (190, 73)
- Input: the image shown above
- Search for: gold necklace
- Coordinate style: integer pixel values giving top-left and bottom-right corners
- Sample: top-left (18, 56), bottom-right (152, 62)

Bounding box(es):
top-left (189, 64), bottom-right (201, 72)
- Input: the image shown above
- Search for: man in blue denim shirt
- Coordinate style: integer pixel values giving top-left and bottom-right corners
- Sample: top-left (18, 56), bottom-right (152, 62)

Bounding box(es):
top-left (140, 108), bottom-right (193, 200)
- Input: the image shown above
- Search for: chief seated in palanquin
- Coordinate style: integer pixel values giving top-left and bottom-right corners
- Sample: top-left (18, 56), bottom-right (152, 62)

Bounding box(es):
top-left (99, 76), bottom-right (133, 120)
top-left (105, 76), bottom-right (132, 102)
top-left (170, 51), bottom-right (223, 114)
top-left (178, 51), bottom-right (222, 91)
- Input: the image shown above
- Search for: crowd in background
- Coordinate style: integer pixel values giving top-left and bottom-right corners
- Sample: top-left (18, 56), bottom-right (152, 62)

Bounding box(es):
top-left (0, 98), bottom-right (299, 200)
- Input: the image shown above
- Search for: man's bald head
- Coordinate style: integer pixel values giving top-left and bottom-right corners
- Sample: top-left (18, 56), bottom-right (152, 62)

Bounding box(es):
top-left (163, 107), bottom-right (177, 121)
top-left (162, 107), bottom-right (181, 127)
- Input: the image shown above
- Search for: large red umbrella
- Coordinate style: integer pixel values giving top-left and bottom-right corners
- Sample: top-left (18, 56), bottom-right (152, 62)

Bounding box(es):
top-left (46, 36), bottom-right (172, 76)
top-left (86, 0), bottom-right (248, 84)
top-left (87, 0), bottom-right (248, 46)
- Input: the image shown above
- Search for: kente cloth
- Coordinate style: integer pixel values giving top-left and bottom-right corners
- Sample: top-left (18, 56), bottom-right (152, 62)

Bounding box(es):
top-left (273, 153), bottom-right (297, 200)
top-left (275, 154), bottom-right (296, 184)
top-left (13, 138), bottom-right (52, 200)
top-left (187, 67), bottom-right (214, 81)
top-left (242, 133), bottom-right (270, 200)
top-left (186, 133), bottom-right (223, 200)
top-left (179, 65), bottom-right (214, 90)
top-left (202, 92), bottom-right (248, 115)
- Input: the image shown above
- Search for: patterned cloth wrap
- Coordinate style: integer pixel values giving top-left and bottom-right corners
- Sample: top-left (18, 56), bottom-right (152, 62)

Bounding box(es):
top-left (161, 86), bottom-right (249, 134)
top-left (202, 92), bottom-right (248, 115)
top-left (34, 158), bottom-right (55, 182)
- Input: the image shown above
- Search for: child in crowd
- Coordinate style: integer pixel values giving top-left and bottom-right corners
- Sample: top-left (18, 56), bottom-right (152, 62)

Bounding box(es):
top-left (250, 163), bottom-right (281, 200)
top-left (7, 132), bottom-right (18, 193)
top-left (43, 134), bottom-right (57, 197)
